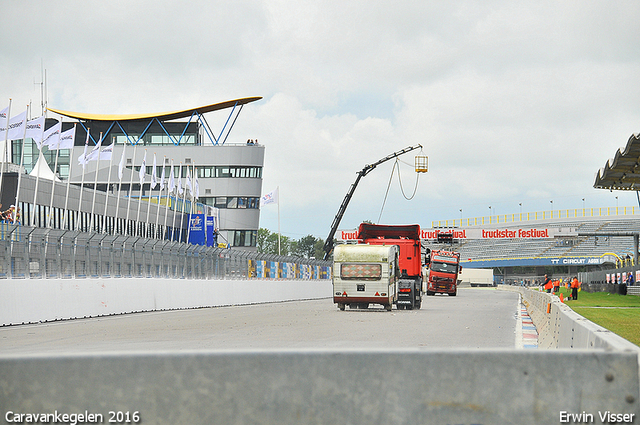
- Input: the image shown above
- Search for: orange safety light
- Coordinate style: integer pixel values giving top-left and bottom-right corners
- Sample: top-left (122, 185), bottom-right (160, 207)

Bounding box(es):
top-left (415, 155), bottom-right (428, 173)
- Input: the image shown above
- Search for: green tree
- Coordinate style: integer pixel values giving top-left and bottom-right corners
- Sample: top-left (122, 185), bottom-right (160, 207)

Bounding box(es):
top-left (297, 235), bottom-right (317, 258)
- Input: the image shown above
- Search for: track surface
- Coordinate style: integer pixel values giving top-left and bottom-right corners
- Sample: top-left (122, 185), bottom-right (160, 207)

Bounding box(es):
top-left (0, 288), bottom-right (519, 354)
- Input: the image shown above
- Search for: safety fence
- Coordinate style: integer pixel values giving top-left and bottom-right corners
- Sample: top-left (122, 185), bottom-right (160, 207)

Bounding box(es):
top-left (0, 224), bottom-right (331, 280)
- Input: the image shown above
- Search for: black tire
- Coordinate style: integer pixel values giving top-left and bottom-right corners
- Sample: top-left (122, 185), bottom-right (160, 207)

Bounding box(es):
top-left (426, 291), bottom-right (435, 296)
top-left (338, 304), bottom-right (345, 311)
top-left (448, 292), bottom-right (457, 296)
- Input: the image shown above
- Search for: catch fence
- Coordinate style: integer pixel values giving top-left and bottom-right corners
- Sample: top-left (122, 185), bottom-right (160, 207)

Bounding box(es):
top-left (0, 224), bottom-right (331, 280)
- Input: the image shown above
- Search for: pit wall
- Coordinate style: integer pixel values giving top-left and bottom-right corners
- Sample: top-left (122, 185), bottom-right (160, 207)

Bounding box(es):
top-left (0, 277), bottom-right (333, 326)
top-left (499, 285), bottom-right (640, 352)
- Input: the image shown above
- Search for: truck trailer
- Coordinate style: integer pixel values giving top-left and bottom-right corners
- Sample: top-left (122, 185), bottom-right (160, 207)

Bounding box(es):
top-left (332, 244), bottom-right (399, 311)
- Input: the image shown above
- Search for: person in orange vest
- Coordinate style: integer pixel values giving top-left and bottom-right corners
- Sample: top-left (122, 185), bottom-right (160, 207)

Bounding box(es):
top-left (543, 274), bottom-right (553, 293)
top-left (553, 279), bottom-right (560, 293)
top-left (571, 277), bottom-right (581, 301)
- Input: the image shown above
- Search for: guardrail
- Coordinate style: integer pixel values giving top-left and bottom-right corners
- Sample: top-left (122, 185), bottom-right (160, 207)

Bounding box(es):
top-left (0, 225), bottom-right (330, 280)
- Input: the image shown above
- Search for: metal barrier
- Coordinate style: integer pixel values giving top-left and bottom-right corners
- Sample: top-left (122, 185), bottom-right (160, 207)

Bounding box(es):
top-left (0, 225), bottom-right (330, 280)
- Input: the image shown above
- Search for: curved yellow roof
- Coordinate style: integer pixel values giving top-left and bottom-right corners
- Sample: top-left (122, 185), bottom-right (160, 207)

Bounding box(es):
top-left (47, 96), bottom-right (262, 122)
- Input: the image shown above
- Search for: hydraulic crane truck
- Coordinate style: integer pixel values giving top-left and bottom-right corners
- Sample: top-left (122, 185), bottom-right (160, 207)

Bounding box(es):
top-left (357, 223), bottom-right (424, 310)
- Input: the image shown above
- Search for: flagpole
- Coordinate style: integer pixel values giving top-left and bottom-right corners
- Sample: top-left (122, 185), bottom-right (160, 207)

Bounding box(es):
top-left (155, 156), bottom-right (165, 239)
top-left (101, 138), bottom-right (116, 234)
top-left (114, 143), bottom-right (127, 235)
top-left (145, 153), bottom-right (156, 237)
top-left (125, 143), bottom-right (138, 236)
top-left (186, 164), bottom-right (194, 245)
top-left (30, 119), bottom-right (47, 227)
top-left (278, 185), bottom-right (281, 255)
top-left (62, 124), bottom-right (77, 230)
top-left (46, 123), bottom-right (62, 228)
top-left (88, 133), bottom-right (103, 233)
top-left (13, 105), bottom-right (29, 225)
top-left (75, 128), bottom-right (90, 231)
top-left (168, 160), bottom-right (176, 241)
top-left (177, 162), bottom-right (185, 243)
top-left (0, 99), bottom-right (12, 200)
top-left (135, 149), bottom-right (147, 237)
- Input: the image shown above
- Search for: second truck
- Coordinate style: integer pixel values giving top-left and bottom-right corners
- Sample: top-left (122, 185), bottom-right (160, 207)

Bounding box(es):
top-left (425, 249), bottom-right (461, 296)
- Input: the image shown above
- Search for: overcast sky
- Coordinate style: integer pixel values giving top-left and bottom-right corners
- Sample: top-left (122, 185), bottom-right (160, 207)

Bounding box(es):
top-left (2, 1), bottom-right (640, 239)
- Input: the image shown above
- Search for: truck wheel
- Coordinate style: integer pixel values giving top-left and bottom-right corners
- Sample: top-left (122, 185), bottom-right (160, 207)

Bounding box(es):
top-left (426, 291), bottom-right (435, 296)
top-left (360, 303), bottom-right (369, 309)
top-left (338, 304), bottom-right (345, 311)
top-left (385, 304), bottom-right (392, 311)
top-left (448, 292), bottom-right (457, 296)
top-left (415, 300), bottom-right (421, 309)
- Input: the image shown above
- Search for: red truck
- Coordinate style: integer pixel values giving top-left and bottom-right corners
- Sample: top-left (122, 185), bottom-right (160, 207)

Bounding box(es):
top-left (357, 223), bottom-right (424, 310)
top-left (425, 249), bottom-right (461, 296)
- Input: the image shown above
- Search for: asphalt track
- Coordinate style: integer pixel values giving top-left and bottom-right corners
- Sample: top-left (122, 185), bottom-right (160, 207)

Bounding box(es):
top-left (0, 288), bottom-right (520, 354)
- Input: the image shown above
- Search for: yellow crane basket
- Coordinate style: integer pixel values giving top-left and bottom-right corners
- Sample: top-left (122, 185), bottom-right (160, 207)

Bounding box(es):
top-left (415, 155), bottom-right (428, 173)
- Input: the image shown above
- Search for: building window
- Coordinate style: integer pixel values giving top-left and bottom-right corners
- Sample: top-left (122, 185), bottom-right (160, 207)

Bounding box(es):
top-left (211, 197), bottom-right (260, 209)
top-left (230, 230), bottom-right (257, 247)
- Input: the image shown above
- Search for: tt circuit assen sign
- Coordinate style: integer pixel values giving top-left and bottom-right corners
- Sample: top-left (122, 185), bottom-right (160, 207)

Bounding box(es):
top-left (336, 227), bottom-right (576, 242)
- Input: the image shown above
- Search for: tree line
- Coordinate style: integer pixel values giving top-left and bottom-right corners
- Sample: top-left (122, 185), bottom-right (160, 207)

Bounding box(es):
top-left (257, 228), bottom-right (325, 259)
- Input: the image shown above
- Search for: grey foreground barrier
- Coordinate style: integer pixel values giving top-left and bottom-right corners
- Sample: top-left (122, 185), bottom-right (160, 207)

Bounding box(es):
top-left (0, 350), bottom-right (638, 425)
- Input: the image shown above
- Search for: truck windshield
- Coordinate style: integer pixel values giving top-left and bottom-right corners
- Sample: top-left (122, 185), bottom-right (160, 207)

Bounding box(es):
top-left (430, 261), bottom-right (457, 274)
top-left (340, 263), bottom-right (382, 280)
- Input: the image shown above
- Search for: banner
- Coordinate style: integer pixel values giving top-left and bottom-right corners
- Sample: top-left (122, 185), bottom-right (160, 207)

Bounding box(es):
top-left (206, 215), bottom-right (216, 247)
top-left (187, 213), bottom-right (205, 245)
top-left (337, 226), bottom-right (577, 241)
top-left (42, 122), bottom-right (61, 149)
top-left (6, 110), bottom-right (27, 140)
top-left (25, 116), bottom-right (45, 147)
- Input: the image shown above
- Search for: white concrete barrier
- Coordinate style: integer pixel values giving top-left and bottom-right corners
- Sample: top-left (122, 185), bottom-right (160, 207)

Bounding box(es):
top-left (499, 285), bottom-right (640, 352)
top-left (0, 278), bottom-right (332, 326)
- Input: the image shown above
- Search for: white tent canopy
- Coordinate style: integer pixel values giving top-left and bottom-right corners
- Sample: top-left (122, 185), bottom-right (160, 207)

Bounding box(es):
top-left (29, 150), bottom-right (60, 181)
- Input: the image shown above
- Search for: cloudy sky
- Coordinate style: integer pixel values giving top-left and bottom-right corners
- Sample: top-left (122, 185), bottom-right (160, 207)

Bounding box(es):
top-left (2, 1), bottom-right (640, 239)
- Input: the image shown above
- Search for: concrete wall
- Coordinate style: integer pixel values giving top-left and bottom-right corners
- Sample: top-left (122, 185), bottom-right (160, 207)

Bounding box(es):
top-left (0, 277), bottom-right (333, 326)
top-left (499, 285), bottom-right (640, 352)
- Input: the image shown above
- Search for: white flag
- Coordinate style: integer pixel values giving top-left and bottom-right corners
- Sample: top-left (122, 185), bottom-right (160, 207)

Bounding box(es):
top-left (85, 134), bottom-right (103, 163)
top-left (159, 160), bottom-right (166, 191)
top-left (77, 130), bottom-right (90, 167)
top-left (185, 167), bottom-right (192, 195)
top-left (260, 187), bottom-right (279, 206)
top-left (25, 116), bottom-right (45, 148)
top-left (139, 151), bottom-right (147, 186)
top-left (98, 143), bottom-right (113, 161)
top-left (54, 126), bottom-right (75, 150)
top-left (118, 146), bottom-right (126, 180)
top-left (177, 165), bottom-right (183, 195)
top-left (6, 110), bottom-right (27, 140)
top-left (0, 106), bottom-right (8, 130)
top-left (150, 153), bottom-right (158, 189)
top-left (168, 163), bottom-right (175, 192)
top-left (194, 170), bottom-right (199, 199)
top-left (42, 122), bottom-right (61, 149)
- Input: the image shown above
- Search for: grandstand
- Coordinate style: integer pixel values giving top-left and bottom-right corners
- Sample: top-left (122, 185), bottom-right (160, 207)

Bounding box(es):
top-left (425, 209), bottom-right (640, 274)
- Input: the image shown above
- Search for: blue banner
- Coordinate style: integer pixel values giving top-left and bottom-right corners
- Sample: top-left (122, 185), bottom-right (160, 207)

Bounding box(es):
top-left (188, 214), bottom-right (206, 246)
top-left (206, 216), bottom-right (216, 247)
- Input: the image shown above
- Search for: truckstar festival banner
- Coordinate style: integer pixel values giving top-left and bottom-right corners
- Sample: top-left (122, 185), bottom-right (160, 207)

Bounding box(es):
top-left (337, 227), bottom-right (576, 241)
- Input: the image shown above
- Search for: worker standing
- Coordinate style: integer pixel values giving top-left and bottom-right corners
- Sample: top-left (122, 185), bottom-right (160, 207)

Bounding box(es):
top-left (571, 277), bottom-right (581, 301)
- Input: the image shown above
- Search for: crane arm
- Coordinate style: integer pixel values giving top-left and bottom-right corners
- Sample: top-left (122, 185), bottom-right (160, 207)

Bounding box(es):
top-left (322, 144), bottom-right (422, 260)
